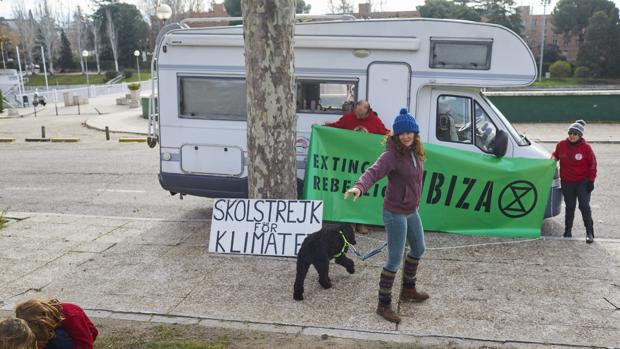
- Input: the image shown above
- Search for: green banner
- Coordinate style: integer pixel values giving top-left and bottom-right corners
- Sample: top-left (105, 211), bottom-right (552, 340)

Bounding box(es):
top-left (303, 126), bottom-right (556, 238)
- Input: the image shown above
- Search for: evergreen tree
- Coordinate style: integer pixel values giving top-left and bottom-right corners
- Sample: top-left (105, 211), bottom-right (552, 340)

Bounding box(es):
top-left (577, 11), bottom-right (620, 77)
top-left (56, 29), bottom-right (75, 71)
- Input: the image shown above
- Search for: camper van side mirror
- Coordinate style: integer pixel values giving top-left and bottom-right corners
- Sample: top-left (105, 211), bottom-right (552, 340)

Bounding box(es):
top-left (493, 130), bottom-right (508, 157)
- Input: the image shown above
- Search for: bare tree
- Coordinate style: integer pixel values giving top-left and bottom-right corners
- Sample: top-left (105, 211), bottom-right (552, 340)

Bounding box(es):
top-left (139, 0), bottom-right (159, 22)
top-left (105, 8), bottom-right (119, 72)
top-left (90, 16), bottom-right (103, 74)
top-left (73, 6), bottom-right (85, 73)
top-left (368, 0), bottom-right (386, 12)
top-left (36, 0), bottom-right (59, 74)
top-left (328, 0), bottom-right (354, 14)
top-left (242, 0), bottom-right (297, 199)
top-left (186, 0), bottom-right (205, 13)
top-left (12, 1), bottom-right (38, 70)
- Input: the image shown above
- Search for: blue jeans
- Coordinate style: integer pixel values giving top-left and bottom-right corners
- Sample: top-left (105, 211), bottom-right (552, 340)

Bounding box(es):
top-left (383, 208), bottom-right (425, 272)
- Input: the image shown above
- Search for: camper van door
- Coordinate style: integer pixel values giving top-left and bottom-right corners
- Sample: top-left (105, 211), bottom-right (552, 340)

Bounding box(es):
top-left (367, 62), bottom-right (411, 123)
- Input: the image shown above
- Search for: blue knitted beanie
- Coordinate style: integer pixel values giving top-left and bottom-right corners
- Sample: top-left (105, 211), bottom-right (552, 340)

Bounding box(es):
top-left (392, 108), bottom-right (419, 135)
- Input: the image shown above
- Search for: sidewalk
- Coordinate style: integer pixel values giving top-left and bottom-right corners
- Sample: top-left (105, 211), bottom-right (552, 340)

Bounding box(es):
top-left (0, 211), bottom-right (618, 348)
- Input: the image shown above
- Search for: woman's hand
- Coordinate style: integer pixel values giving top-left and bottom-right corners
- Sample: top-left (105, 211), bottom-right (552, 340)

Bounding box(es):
top-left (344, 187), bottom-right (361, 202)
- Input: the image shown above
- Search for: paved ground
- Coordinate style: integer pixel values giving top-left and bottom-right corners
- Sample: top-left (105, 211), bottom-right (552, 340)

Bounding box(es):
top-left (1, 91), bottom-right (619, 348)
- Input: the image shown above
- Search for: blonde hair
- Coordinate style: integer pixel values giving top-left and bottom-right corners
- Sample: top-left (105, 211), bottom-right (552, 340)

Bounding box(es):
top-left (383, 132), bottom-right (426, 161)
top-left (0, 318), bottom-right (37, 349)
top-left (15, 299), bottom-right (65, 344)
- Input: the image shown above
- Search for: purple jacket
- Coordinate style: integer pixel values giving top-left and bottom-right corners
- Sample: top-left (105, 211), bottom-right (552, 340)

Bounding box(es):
top-left (354, 138), bottom-right (424, 214)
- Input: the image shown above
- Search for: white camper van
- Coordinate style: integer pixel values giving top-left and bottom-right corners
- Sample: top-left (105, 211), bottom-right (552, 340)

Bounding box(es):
top-left (149, 18), bottom-right (562, 218)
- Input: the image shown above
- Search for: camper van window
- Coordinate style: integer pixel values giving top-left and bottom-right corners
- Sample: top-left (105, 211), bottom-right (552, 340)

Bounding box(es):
top-left (436, 95), bottom-right (473, 144)
top-left (179, 76), bottom-right (247, 121)
top-left (296, 80), bottom-right (357, 114)
top-left (430, 39), bottom-right (492, 70)
top-left (483, 94), bottom-right (530, 146)
top-left (474, 102), bottom-right (498, 153)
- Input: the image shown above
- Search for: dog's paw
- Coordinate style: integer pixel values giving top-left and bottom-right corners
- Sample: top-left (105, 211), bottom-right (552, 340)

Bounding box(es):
top-left (346, 265), bottom-right (355, 274)
top-left (293, 293), bottom-right (304, 301)
top-left (319, 280), bottom-right (332, 289)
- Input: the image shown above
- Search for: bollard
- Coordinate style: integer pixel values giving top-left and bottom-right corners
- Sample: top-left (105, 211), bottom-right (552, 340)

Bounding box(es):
top-left (105, 126), bottom-right (110, 141)
top-left (41, 126), bottom-right (46, 139)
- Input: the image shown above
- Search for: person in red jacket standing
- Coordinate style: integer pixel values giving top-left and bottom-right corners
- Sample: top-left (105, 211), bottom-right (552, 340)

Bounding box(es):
top-left (551, 120), bottom-right (597, 243)
top-left (326, 100), bottom-right (390, 234)
top-left (16, 299), bottom-right (98, 349)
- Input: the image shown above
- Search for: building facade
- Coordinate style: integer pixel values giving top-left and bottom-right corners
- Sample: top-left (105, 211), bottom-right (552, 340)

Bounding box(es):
top-left (518, 5), bottom-right (579, 62)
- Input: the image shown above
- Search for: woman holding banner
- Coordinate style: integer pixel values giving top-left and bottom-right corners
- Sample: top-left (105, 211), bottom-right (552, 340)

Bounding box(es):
top-left (344, 108), bottom-right (428, 324)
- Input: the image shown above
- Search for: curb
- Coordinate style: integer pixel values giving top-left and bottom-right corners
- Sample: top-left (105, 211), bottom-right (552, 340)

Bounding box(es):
top-left (0, 138), bottom-right (16, 142)
top-left (118, 137), bottom-right (147, 143)
top-left (84, 118), bottom-right (148, 136)
top-left (24, 138), bottom-right (50, 142)
top-left (18, 307), bottom-right (606, 349)
top-left (51, 138), bottom-right (80, 143)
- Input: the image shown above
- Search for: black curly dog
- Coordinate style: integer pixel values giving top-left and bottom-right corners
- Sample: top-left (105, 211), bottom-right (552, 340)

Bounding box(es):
top-left (293, 224), bottom-right (356, 301)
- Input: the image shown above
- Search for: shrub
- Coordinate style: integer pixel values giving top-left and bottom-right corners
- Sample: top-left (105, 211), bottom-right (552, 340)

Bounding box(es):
top-left (127, 82), bottom-right (141, 91)
top-left (574, 66), bottom-right (592, 78)
top-left (104, 71), bottom-right (117, 82)
top-left (549, 60), bottom-right (572, 78)
top-left (123, 70), bottom-right (133, 79)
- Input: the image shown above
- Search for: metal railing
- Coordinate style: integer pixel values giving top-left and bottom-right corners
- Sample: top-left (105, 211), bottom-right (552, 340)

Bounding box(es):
top-left (11, 81), bottom-right (152, 107)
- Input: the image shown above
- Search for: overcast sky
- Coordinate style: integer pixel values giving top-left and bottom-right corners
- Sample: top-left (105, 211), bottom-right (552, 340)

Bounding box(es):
top-left (3, 0), bottom-right (620, 19)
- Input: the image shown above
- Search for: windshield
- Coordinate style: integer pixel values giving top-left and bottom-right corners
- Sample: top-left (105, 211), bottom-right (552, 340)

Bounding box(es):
top-left (481, 94), bottom-right (530, 146)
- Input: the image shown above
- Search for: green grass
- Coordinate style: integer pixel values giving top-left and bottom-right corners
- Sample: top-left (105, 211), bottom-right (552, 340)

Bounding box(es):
top-left (531, 77), bottom-right (579, 87)
top-left (94, 325), bottom-right (229, 349)
top-left (24, 71), bottom-right (151, 86)
top-left (0, 208), bottom-right (8, 230)
top-left (25, 73), bottom-right (107, 86)
top-left (532, 77), bottom-right (620, 87)
top-left (124, 71), bottom-right (152, 83)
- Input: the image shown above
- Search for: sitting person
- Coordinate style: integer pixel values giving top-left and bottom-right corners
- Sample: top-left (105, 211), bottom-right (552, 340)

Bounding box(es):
top-left (16, 299), bottom-right (98, 349)
top-left (436, 103), bottom-right (458, 142)
top-left (325, 100), bottom-right (390, 234)
top-left (0, 317), bottom-right (36, 349)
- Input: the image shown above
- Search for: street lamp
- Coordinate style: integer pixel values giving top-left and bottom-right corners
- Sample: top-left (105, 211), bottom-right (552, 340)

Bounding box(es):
top-left (82, 50), bottom-right (90, 97)
top-left (134, 50), bottom-right (141, 82)
top-left (538, 0), bottom-right (551, 81)
top-left (156, 4), bottom-right (172, 22)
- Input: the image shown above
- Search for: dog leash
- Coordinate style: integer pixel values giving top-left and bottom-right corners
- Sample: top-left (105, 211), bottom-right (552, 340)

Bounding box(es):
top-left (337, 230), bottom-right (388, 261)
top-left (348, 241), bottom-right (388, 261)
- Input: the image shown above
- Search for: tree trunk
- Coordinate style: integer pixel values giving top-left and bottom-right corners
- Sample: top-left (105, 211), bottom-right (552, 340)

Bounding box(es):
top-left (242, 0), bottom-right (297, 199)
top-left (105, 9), bottom-right (120, 73)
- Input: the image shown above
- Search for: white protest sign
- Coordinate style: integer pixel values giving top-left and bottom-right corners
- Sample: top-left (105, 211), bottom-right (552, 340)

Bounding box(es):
top-left (209, 199), bottom-right (323, 257)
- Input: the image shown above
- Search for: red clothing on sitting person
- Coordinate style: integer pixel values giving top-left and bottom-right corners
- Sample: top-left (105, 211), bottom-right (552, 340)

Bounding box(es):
top-left (325, 109), bottom-right (390, 135)
top-left (59, 303), bottom-right (98, 349)
top-left (552, 138), bottom-right (597, 183)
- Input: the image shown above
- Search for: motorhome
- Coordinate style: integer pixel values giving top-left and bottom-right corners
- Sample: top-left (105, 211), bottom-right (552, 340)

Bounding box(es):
top-left (148, 17), bottom-right (562, 218)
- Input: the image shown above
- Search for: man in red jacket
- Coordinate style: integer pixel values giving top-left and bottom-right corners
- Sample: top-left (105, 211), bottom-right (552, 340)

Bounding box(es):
top-left (325, 100), bottom-right (390, 234)
top-left (325, 100), bottom-right (390, 135)
top-left (551, 120), bottom-right (597, 243)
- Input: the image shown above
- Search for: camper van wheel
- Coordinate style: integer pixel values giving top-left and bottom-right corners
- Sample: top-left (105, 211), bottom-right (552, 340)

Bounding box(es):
top-left (147, 136), bottom-right (158, 148)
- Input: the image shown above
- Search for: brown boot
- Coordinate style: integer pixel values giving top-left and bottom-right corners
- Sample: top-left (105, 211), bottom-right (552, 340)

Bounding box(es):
top-left (377, 268), bottom-right (401, 323)
top-left (376, 302), bottom-right (401, 323)
top-left (400, 255), bottom-right (430, 302)
top-left (400, 288), bottom-right (429, 302)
